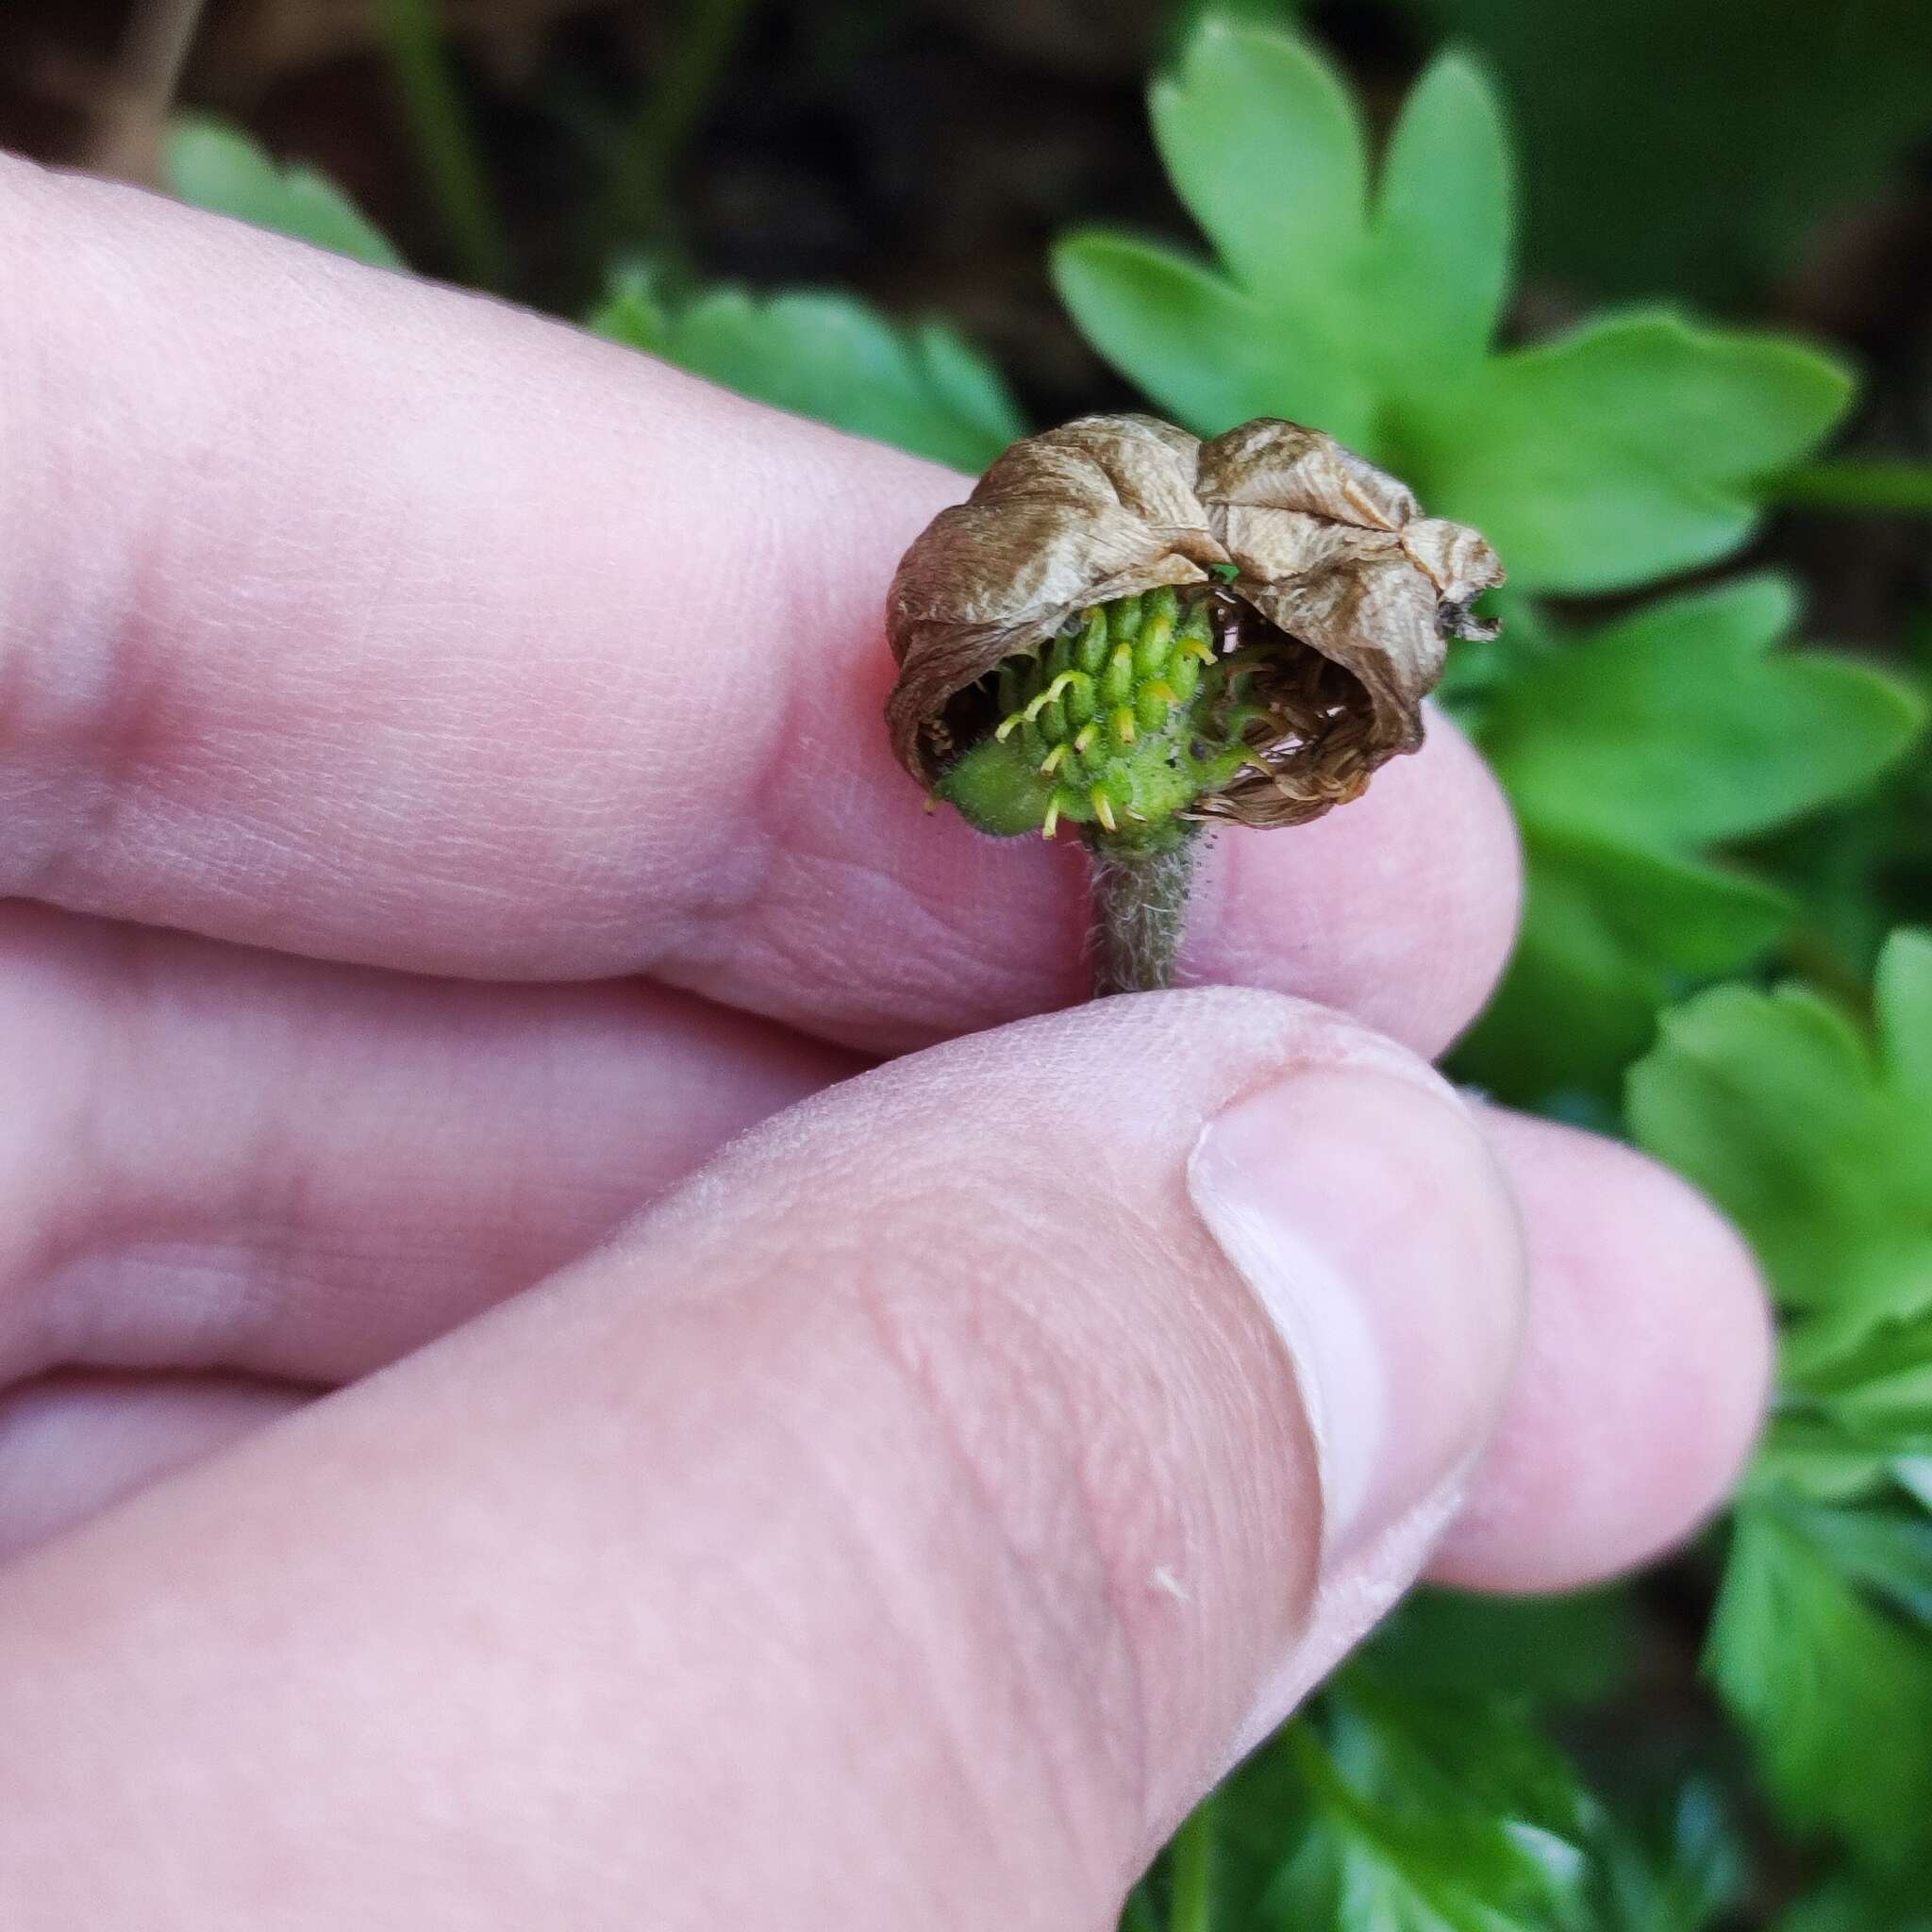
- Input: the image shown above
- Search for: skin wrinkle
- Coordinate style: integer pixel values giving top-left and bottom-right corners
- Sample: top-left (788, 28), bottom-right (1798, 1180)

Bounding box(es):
top-left (755, 1351), bottom-right (1108, 1922)
top-left (631, 990), bottom-right (1341, 1815)
top-left (844, 1230), bottom-right (1154, 1881)
top-left (0, 906), bottom-right (854, 1387)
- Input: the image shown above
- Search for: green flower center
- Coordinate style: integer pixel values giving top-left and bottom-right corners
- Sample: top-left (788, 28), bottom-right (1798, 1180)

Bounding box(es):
top-left (935, 586), bottom-right (1284, 848)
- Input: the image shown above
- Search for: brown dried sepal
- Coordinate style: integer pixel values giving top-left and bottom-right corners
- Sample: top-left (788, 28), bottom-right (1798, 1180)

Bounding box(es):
top-left (885, 413), bottom-right (1505, 829)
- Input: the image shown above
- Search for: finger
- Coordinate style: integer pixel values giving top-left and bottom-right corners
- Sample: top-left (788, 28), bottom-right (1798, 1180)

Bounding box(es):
top-left (0, 1371), bottom-right (306, 1562)
top-left (3, 905), bottom-right (1765, 1594)
top-left (0, 991), bottom-right (1524, 1924)
top-left (0, 160), bottom-right (1518, 1056)
top-left (1428, 1109), bottom-right (1774, 1591)
top-left (0, 902), bottom-right (851, 1388)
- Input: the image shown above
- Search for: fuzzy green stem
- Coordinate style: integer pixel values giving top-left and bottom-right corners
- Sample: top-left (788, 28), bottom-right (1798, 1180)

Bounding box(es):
top-left (1166, 1792), bottom-right (1217, 1932)
top-left (375, 0), bottom-right (511, 291)
top-left (1089, 833), bottom-right (1200, 995)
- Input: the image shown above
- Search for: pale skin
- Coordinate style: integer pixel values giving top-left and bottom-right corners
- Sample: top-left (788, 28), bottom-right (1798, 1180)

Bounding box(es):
top-left (0, 157), bottom-right (1773, 1926)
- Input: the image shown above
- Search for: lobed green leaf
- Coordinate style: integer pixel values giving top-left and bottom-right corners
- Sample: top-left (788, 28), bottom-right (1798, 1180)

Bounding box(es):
top-left (166, 119), bottom-right (405, 270)
top-left (1457, 590), bottom-right (1923, 1104)
top-left (1706, 1502), bottom-right (1932, 1865)
top-left (1056, 25), bottom-right (1855, 594)
top-left (590, 274), bottom-right (1025, 472)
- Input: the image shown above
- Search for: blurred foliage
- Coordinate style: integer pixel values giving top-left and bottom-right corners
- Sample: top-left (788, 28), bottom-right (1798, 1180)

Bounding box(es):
top-left (1457, 577), bottom-right (1923, 1104)
top-left (1403, 0), bottom-right (1932, 303)
top-left (165, 120), bottom-right (404, 269)
top-left (1633, 933), bottom-right (1932, 1870)
top-left (1054, 28), bottom-right (1852, 595)
top-left (587, 267), bottom-right (1024, 470)
top-left (158, 7), bottom-right (1932, 1928)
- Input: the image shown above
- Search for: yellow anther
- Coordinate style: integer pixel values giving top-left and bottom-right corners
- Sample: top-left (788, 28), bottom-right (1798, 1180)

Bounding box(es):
top-left (994, 712), bottom-right (1023, 741)
top-left (1041, 791), bottom-right (1063, 839)
top-left (1091, 788), bottom-right (1118, 834)
top-left (1181, 636), bottom-right (1219, 667)
top-left (1023, 670), bottom-right (1084, 724)
top-left (1041, 742), bottom-right (1070, 775)
top-left (1112, 707), bottom-right (1137, 744)
top-left (1074, 723), bottom-right (1099, 755)
top-left (1145, 680), bottom-right (1179, 709)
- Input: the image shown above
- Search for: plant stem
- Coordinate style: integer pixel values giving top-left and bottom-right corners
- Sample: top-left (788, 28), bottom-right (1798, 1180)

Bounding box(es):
top-left (1763, 459), bottom-right (1932, 515)
top-left (1089, 834), bottom-right (1200, 995)
top-left (1167, 1793), bottom-right (1217, 1932)
top-left (375, 0), bottom-right (511, 291)
top-left (596, 0), bottom-right (761, 250)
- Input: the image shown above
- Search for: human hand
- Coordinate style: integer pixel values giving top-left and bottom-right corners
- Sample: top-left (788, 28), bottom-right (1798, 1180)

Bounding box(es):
top-left (0, 159), bottom-right (1771, 1927)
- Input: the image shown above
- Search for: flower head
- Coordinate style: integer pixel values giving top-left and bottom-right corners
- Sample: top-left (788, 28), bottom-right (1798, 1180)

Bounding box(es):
top-left (886, 413), bottom-right (1502, 841)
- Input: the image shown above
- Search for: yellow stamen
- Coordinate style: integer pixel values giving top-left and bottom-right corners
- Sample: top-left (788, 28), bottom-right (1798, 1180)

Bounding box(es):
top-left (1023, 670), bottom-right (1084, 723)
top-left (1112, 707), bottom-right (1136, 744)
top-left (1091, 788), bottom-right (1117, 834)
top-left (1041, 742), bottom-right (1069, 775)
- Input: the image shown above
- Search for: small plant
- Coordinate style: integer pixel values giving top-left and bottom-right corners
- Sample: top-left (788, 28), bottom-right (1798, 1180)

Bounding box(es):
top-left (884, 412), bottom-right (1501, 990)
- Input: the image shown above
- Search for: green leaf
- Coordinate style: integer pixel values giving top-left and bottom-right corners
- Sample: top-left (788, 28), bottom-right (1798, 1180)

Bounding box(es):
top-left (1627, 933), bottom-right (1932, 1357)
top-left (1455, 580), bottom-right (1921, 1104)
top-left (1706, 1501), bottom-right (1932, 1865)
top-left (1588, 1783), bottom-right (1746, 1932)
top-left (1369, 53), bottom-right (1512, 376)
top-left (1264, 1672), bottom-right (1592, 1931)
top-left (1054, 25), bottom-right (1854, 594)
top-left (1149, 25), bottom-right (1366, 311)
top-left (1054, 234), bottom-right (1327, 439)
top-left (589, 274), bottom-right (1024, 472)
top-left (1636, 940), bottom-right (1932, 1868)
top-left (1456, 832), bottom-right (1790, 1104)
top-left (165, 119), bottom-right (405, 270)
top-left (1483, 577), bottom-right (1928, 849)
top-left (1417, 320), bottom-right (1853, 594)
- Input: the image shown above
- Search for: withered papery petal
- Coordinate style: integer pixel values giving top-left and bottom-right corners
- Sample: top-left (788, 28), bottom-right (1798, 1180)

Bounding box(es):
top-left (886, 415), bottom-right (1229, 783)
top-left (1194, 417), bottom-right (1421, 531)
top-left (884, 413), bottom-right (1505, 809)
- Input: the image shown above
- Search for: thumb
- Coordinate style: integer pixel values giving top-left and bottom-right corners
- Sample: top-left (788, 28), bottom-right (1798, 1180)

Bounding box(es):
top-left (0, 989), bottom-right (1524, 1930)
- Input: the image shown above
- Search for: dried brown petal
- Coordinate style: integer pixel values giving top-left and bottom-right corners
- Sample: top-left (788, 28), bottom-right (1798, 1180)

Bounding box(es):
top-left (885, 412), bottom-right (1504, 827)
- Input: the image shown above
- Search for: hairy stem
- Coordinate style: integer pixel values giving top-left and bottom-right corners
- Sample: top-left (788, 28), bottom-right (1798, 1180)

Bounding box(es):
top-left (1089, 834), bottom-right (1201, 996)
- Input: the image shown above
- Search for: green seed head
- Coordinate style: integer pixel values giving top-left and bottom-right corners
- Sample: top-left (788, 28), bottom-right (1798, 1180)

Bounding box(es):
top-left (937, 588), bottom-right (1273, 850)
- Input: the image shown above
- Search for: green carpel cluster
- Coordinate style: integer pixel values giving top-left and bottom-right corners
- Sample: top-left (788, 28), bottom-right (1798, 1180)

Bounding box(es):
top-left (935, 587), bottom-right (1274, 848)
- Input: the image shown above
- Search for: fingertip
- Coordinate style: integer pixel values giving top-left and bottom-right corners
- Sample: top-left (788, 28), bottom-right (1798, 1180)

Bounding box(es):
top-left (1429, 1111), bottom-right (1774, 1592)
top-left (1186, 716), bottom-right (1522, 1060)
